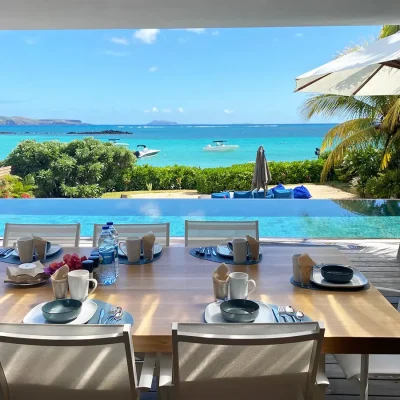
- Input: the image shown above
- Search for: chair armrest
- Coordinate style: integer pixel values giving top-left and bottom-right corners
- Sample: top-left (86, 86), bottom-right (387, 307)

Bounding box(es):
top-left (137, 353), bottom-right (156, 391)
top-left (315, 370), bottom-right (329, 388)
top-left (159, 353), bottom-right (173, 387)
top-left (376, 287), bottom-right (400, 296)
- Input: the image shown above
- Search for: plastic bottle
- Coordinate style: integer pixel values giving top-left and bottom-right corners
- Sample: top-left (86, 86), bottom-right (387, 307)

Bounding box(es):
top-left (107, 221), bottom-right (119, 277)
top-left (97, 226), bottom-right (116, 285)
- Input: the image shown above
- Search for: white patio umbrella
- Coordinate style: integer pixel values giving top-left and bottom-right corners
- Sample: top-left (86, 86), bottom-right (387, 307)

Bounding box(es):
top-left (295, 32), bottom-right (400, 96)
top-left (251, 146), bottom-right (271, 197)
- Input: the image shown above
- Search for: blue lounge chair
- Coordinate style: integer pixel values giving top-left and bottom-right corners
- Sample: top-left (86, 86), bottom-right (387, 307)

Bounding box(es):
top-left (233, 191), bottom-right (253, 199)
top-left (211, 191), bottom-right (230, 199)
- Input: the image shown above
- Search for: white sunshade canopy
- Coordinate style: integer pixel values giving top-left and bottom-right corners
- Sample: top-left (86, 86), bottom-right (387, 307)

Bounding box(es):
top-left (295, 32), bottom-right (400, 96)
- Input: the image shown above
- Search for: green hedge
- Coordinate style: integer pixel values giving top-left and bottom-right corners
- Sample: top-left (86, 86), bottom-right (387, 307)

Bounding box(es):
top-left (130, 159), bottom-right (325, 194)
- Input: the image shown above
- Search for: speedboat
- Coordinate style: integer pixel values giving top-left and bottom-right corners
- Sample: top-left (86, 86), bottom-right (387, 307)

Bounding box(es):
top-left (109, 139), bottom-right (129, 147)
top-left (203, 140), bottom-right (239, 152)
top-left (134, 144), bottom-right (160, 159)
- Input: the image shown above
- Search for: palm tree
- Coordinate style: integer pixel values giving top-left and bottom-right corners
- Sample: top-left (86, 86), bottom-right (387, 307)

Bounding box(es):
top-left (301, 25), bottom-right (400, 182)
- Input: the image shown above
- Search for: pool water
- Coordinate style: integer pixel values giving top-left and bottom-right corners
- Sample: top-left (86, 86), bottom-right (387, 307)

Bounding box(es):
top-left (0, 199), bottom-right (399, 239)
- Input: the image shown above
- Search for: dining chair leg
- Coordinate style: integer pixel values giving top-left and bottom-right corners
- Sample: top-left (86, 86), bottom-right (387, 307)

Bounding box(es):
top-left (314, 354), bottom-right (329, 400)
top-left (359, 354), bottom-right (369, 400)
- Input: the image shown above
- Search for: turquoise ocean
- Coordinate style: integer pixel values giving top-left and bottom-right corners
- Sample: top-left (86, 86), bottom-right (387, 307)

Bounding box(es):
top-left (0, 124), bottom-right (335, 168)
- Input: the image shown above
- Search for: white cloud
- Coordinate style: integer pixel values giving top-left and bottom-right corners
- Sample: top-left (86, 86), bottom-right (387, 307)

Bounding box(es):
top-left (294, 33), bottom-right (304, 38)
top-left (224, 109), bottom-right (234, 114)
top-left (151, 107), bottom-right (159, 112)
top-left (24, 37), bottom-right (37, 45)
top-left (110, 36), bottom-right (129, 45)
top-left (163, 108), bottom-right (171, 113)
top-left (177, 107), bottom-right (184, 113)
top-left (149, 66), bottom-right (158, 72)
top-left (104, 50), bottom-right (130, 57)
top-left (186, 28), bottom-right (205, 34)
top-left (134, 29), bottom-right (160, 44)
top-left (211, 31), bottom-right (220, 36)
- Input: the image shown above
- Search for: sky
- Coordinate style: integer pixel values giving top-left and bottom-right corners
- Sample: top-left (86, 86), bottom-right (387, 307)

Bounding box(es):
top-left (0, 25), bottom-right (381, 124)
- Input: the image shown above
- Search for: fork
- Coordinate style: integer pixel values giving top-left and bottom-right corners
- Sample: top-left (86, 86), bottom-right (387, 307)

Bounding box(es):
top-left (278, 306), bottom-right (293, 322)
top-left (0, 248), bottom-right (13, 256)
top-left (104, 306), bottom-right (122, 324)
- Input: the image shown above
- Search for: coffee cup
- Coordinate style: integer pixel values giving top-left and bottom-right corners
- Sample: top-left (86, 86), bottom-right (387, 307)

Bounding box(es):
top-left (292, 254), bottom-right (302, 282)
top-left (68, 270), bottom-right (97, 302)
top-left (227, 238), bottom-right (248, 264)
top-left (15, 237), bottom-right (34, 263)
top-left (229, 272), bottom-right (256, 299)
top-left (119, 236), bottom-right (142, 263)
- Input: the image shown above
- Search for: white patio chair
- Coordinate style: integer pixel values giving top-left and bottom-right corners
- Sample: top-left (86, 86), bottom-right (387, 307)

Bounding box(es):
top-left (3, 223), bottom-right (81, 247)
top-left (0, 323), bottom-right (156, 400)
top-left (92, 223), bottom-right (170, 247)
top-left (159, 322), bottom-right (328, 400)
top-left (184, 220), bottom-right (259, 247)
top-left (333, 287), bottom-right (400, 400)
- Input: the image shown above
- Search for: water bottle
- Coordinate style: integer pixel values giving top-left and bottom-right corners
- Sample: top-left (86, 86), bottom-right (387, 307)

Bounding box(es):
top-left (107, 222), bottom-right (119, 277)
top-left (97, 226), bottom-right (116, 285)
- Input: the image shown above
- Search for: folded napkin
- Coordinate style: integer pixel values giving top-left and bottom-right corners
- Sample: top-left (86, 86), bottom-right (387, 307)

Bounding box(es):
top-left (51, 264), bottom-right (69, 281)
top-left (297, 254), bottom-right (316, 268)
top-left (297, 254), bottom-right (316, 285)
top-left (212, 263), bottom-right (229, 300)
top-left (246, 235), bottom-right (260, 261)
top-left (33, 236), bottom-right (50, 261)
top-left (142, 232), bottom-right (156, 260)
top-left (5, 261), bottom-right (48, 284)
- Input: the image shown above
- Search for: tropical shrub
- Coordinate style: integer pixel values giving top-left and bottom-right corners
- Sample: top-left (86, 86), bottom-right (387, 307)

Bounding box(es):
top-left (4, 138), bottom-right (136, 198)
top-left (364, 169), bottom-right (400, 199)
top-left (0, 175), bottom-right (35, 198)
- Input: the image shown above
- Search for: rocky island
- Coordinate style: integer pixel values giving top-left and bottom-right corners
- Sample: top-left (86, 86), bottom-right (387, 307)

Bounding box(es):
top-left (0, 116), bottom-right (90, 126)
top-left (146, 120), bottom-right (178, 126)
top-left (67, 129), bottom-right (133, 135)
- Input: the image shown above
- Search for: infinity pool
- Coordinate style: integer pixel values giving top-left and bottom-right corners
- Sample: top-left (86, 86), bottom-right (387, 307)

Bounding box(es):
top-left (0, 199), bottom-right (399, 239)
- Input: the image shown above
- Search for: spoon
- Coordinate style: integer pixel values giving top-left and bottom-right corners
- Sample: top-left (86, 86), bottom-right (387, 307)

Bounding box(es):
top-left (295, 310), bottom-right (305, 322)
top-left (284, 305), bottom-right (296, 322)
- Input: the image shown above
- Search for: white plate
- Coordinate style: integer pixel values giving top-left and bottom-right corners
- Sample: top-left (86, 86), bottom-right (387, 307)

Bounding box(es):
top-left (118, 243), bottom-right (162, 257)
top-left (12, 244), bottom-right (62, 259)
top-left (311, 266), bottom-right (368, 288)
top-left (23, 300), bottom-right (98, 325)
top-left (204, 301), bottom-right (274, 323)
top-left (216, 244), bottom-right (263, 258)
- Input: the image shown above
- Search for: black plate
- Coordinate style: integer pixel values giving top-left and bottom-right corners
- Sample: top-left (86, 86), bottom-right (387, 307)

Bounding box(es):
top-left (220, 299), bottom-right (260, 323)
top-left (320, 264), bottom-right (354, 283)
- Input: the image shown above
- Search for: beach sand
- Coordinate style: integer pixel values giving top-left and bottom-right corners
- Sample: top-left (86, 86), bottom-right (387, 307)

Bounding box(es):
top-left (105, 184), bottom-right (356, 200)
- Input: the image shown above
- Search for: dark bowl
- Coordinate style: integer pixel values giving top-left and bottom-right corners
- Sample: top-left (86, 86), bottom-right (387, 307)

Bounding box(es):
top-left (321, 264), bottom-right (354, 283)
top-left (42, 299), bottom-right (82, 323)
top-left (220, 299), bottom-right (260, 323)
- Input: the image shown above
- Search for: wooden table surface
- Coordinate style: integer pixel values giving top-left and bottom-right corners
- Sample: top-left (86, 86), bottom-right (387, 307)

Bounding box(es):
top-left (0, 246), bottom-right (399, 354)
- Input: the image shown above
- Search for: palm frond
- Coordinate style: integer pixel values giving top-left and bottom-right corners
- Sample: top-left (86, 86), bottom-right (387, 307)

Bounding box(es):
top-left (381, 98), bottom-right (400, 133)
top-left (381, 129), bottom-right (400, 169)
top-left (320, 118), bottom-right (375, 151)
top-left (321, 127), bottom-right (379, 182)
top-left (379, 25), bottom-right (400, 39)
top-left (300, 95), bottom-right (378, 121)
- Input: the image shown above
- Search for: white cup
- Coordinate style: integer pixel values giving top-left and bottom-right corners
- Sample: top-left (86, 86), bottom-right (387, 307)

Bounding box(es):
top-left (119, 236), bottom-right (142, 263)
top-left (229, 272), bottom-right (256, 299)
top-left (68, 270), bottom-right (97, 301)
top-left (15, 237), bottom-right (34, 263)
top-left (227, 238), bottom-right (248, 264)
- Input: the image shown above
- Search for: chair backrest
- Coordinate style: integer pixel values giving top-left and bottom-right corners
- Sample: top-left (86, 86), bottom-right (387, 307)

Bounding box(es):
top-left (172, 322), bottom-right (325, 400)
top-left (3, 223), bottom-right (81, 247)
top-left (92, 223), bottom-right (170, 247)
top-left (0, 323), bottom-right (138, 400)
top-left (184, 220), bottom-right (259, 247)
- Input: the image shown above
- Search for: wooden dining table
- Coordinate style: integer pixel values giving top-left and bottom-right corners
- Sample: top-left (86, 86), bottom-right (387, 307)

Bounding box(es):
top-left (0, 245), bottom-right (399, 354)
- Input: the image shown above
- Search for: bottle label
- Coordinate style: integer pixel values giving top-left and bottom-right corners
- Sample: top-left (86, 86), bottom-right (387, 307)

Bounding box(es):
top-left (99, 250), bottom-right (115, 264)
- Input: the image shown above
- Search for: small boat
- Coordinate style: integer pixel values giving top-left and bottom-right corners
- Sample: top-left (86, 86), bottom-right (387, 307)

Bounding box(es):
top-left (134, 144), bottom-right (160, 159)
top-left (203, 140), bottom-right (239, 152)
top-left (109, 139), bottom-right (129, 147)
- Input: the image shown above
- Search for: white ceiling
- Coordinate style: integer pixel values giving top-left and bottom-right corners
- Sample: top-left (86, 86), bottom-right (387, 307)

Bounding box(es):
top-left (1, 0), bottom-right (400, 30)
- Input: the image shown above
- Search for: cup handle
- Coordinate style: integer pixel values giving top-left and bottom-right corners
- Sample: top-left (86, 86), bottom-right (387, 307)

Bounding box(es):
top-left (118, 242), bottom-right (126, 255)
top-left (247, 279), bottom-right (256, 296)
top-left (227, 241), bottom-right (233, 253)
top-left (84, 279), bottom-right (98, 300)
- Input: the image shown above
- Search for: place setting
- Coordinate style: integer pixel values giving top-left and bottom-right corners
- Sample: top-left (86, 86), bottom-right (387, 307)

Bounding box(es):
top-left (23, 264), bottom-right (134, 325)
top-left (290, 253), bottom-right (370, 291)
top-left (204, 263), bottom-right (312, 324)
top-left (117, 232), bottom-right (163, 265)
top-left (190, 235), bottom-right (263, 265)
top-left (0, 235), bottom-right (62, 265)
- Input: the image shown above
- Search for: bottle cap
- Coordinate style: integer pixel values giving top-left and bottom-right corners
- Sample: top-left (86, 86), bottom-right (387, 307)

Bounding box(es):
top-left (81, 259), bottom-right (94, 273)
top-left (107, 222), bottom-right (114, 225)
top-left (88, 255), bottom-right (100, 268)
top-left (102, 226), bottom-right (110, 230)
